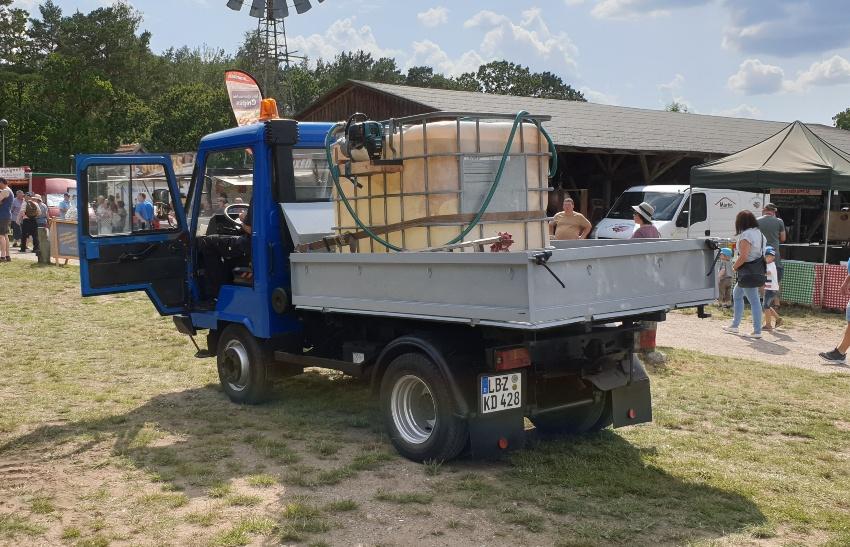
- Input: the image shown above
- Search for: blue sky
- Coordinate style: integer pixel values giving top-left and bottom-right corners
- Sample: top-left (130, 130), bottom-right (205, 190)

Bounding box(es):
top-left (12, 0), bottom-right (850, 125)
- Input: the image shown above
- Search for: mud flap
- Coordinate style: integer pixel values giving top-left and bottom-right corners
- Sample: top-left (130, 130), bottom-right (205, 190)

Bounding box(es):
top-left (468, 408), bottom-right (525, 458)
top-left (611, 378), bottom-right (652, 428)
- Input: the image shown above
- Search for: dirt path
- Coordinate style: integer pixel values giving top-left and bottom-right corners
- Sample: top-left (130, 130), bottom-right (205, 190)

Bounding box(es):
top-left (658, 312), bottom-right (850, 374)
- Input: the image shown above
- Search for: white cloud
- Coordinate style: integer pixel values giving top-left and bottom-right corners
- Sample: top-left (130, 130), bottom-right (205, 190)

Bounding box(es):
top-left (591, 0), bottom-right (707, 20)
top-left (417, 7), bottom-right (449, 28)
top-left (658, 73), bottom-right (684, 94)
top-left (727, 59), bottom-right (785, 95)
top-left (564, 0), bottom-right (586, 6)
top-left (288, 17), bottom-right (402, 64)
top-left (464, 8), bottom-right (578, 69)
top-left (714, 104), bottom-right (762, 118)
top-left (793, 55), bottom-right (850, 90)
top-left (408, 40), bottom-right (484, 76)
top-left (581, 87), bottom-right (619, 105)
top-left (728, 55), bottom-right (850, 95)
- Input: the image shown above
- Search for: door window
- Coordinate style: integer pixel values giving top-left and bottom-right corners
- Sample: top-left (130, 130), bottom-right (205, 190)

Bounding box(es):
top-left (85, 164), bottom-right (179, 237)
top-left (195, 149), bottom-right (254, 237)
top-left (691, 193), bottom-right (708, 224)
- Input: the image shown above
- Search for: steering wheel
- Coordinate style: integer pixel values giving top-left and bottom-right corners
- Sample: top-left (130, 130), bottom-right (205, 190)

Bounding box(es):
top-left (222, 202), bottom-right (249, 226)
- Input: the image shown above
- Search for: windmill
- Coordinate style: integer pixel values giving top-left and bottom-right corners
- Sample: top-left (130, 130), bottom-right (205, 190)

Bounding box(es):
top-left (226, 0), bottom-right (325, 112)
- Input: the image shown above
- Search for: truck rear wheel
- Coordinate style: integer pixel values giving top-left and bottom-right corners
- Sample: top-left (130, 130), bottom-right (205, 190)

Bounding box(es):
top-left (530, 392), bottom-right (613, 435)
top-left (380, 353), bottom-right (468, 462)
top-left (216, 324), bottom-right (272, 404)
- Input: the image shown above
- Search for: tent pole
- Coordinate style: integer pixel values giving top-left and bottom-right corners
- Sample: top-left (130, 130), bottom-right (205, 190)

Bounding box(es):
top-left (820, 190), bottom-right (832, 308)
top-left (686, 185), bottom-right (692, 238)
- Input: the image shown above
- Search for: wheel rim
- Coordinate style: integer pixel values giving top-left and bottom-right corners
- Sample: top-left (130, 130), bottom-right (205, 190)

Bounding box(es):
top-left (390, 375), bottom-right (436, 445)
top-left (222, 339), bottom-right (250, 392)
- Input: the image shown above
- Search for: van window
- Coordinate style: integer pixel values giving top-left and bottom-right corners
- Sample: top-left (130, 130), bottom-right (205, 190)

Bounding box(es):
top-left (607, 191), bottom-right (684, 221)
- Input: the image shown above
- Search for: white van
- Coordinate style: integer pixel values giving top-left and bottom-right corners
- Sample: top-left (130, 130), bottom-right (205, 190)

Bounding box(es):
top-left (592, 185), bottom-right (768, 239)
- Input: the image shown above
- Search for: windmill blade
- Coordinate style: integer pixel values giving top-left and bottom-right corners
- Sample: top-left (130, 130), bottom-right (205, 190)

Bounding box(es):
top-left (226, 0), bottom-right (243, 10)
top-left (270, 0), bottom-right (289, 19)
top-left (249, 0), bottom-right (265, 18)
top-left (293, 0), bottom-right (312, 14)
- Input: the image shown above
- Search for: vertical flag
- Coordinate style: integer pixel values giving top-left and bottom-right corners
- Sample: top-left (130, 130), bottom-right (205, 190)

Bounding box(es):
top-left (224, 70), bottom-right (263, 126)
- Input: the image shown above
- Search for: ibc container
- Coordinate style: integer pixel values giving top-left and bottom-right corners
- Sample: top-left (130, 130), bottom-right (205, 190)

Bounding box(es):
top-left (332, 113), bottom-right (552, 253)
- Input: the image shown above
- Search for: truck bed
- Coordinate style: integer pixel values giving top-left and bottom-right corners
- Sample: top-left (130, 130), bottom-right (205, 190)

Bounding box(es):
top-left (289, 239), bottom-right (716, 330)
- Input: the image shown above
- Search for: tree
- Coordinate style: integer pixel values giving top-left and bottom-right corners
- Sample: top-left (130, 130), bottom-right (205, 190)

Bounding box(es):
top-left (834, 108), bottom-right (850, 130)
top-left (457, 61), bottom-right (585, 101)
top-left (147, 83), bottom-right (231, 152)
top-left (665, 101), bottom-right (689, 113)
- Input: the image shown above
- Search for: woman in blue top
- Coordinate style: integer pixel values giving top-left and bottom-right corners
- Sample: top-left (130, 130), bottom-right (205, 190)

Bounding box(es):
top-left (723, 210), bottom-right (766, 339)
top-left (0, 178), bottom-right (12, 262)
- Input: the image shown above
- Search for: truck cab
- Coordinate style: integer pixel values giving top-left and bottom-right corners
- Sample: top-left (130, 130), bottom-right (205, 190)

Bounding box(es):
top-left (77, 115), bottom-right (716, 462)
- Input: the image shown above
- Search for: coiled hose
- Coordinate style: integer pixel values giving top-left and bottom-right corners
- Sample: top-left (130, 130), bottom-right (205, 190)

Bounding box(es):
top-left (325, 111), bottom-right (558, 252)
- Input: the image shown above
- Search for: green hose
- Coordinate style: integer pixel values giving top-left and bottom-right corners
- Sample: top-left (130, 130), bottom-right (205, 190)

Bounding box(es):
top-left (325, 111), bottom-right (557, 252)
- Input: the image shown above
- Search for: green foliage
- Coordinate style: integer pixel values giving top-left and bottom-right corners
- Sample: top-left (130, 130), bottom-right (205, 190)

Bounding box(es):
top-left (665, 101), bottom-right (689, 113)
top-left (834, 108), bottom-right (850, 130)
top-left (0, 3), bottom-right (584, 171)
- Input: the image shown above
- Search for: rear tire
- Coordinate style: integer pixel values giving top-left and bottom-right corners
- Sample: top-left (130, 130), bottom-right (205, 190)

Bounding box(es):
top-left (530, 391), bottom-right (612, 435)
top-left (380, 353), bottom-right (468, 462)
top-left (216, 324), bottom-right (272, 404)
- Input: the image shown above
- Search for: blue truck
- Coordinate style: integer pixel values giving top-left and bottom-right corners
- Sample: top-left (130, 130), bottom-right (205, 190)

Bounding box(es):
top-left (76, 112), bottom-right (717, 461)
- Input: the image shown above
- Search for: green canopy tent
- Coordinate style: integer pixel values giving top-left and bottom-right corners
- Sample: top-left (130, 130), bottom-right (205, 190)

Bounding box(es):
top-left (690, 120), bottom-right (850, 306)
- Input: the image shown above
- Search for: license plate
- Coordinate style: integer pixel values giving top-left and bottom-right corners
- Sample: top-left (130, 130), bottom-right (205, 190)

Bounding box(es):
top-left (480, 373), bottom-right (522, 414)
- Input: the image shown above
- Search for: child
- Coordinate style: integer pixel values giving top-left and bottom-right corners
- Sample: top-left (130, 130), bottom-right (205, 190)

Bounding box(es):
top-left (717, 248), bottom-right (733, 307)
top-left (762, 246), bottom-right (782, 330)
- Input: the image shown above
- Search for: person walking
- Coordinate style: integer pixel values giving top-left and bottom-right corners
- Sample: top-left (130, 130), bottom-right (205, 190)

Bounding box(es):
top-left (631, 201), bottom-right (661, 238)
top-left (9, 190), bottom-right (24, 247)
top-left (723, 210), bottom-right (766, 338)
top-left (819, 262), bottom-right (850, 364)
top-left (549, 197), bottom-right (592, 240)
top-left (717, 247), bottom-right (733, 307)
top-left (0, 178), bottom-right (12, 262)
top-left (762, 246), bottom-right (782, 331)
top-left (19, 193), bottom-right (40, 253)
top-left (757, 203), bottom-right (786, 281)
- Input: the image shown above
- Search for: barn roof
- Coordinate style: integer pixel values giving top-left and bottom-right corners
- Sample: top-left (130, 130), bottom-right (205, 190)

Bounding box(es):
top-left (299, 80), bottom-right (850, 157)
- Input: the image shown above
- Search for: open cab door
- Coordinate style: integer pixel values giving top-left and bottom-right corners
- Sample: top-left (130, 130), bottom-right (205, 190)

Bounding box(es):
top-left (76, 154), bottom-right (190, 315)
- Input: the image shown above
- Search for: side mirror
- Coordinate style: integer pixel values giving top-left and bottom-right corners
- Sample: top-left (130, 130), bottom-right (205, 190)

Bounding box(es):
top-left (676, 211), bottom-right (689, 228)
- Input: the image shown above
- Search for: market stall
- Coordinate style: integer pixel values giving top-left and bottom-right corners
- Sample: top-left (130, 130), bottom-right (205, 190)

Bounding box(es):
top-left (690, 120), bottom-right (850, 308)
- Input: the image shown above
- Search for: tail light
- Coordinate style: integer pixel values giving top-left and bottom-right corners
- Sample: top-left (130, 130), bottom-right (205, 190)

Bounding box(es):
top-left (494, 347), bottom-right (531, 371)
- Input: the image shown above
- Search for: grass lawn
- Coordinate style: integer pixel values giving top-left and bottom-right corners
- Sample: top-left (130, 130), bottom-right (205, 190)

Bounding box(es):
top-left (1, 261), bottom-right (849, 546)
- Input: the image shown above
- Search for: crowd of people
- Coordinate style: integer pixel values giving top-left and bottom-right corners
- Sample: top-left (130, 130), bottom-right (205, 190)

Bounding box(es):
top-left (0, 177), bottom-right (50, 260)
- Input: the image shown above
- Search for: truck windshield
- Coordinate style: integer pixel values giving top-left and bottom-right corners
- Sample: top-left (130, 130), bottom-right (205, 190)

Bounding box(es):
top-left (607, 191), bottom-right (684, 221)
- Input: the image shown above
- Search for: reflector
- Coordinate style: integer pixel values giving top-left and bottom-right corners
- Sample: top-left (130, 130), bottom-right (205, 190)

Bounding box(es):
top-left (249, 0), bottom-right (265, 18)
top-left (226, 0), bottom-right (243, 10)
top-left (270, 0), bottom-right (289, 19)
top-left (293, 0), bottom-right (312, 14)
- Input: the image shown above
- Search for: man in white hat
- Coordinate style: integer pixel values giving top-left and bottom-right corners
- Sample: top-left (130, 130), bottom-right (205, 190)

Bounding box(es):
top-left (631, 201), bottom-right (660, 239)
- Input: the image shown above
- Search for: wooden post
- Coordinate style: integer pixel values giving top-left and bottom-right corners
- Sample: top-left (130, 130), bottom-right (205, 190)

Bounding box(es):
top-left (37, 226), bottom-right (50, 264)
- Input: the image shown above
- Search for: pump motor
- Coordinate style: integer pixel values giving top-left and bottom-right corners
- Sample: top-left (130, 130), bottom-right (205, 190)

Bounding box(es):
top-left (344, 112), bottom-right (384, 162)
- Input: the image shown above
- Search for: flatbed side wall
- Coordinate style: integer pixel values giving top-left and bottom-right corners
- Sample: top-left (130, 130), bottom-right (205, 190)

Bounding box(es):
top-left (290, 239), bottom-right (716, 328)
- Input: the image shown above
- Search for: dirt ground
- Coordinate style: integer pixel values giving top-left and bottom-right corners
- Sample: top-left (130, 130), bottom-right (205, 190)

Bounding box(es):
top-left (658, 310), bottom-right (850, 374)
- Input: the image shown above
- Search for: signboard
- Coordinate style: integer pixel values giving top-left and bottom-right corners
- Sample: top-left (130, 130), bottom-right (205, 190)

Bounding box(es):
top-left (770, 188), bottom-right (822, 196)
top-left (225, 70), bottom-right (262, 126)
top-left (50, 219), bottom-right (79, 261)
top-left (0, 167), bottom-right (25, 180)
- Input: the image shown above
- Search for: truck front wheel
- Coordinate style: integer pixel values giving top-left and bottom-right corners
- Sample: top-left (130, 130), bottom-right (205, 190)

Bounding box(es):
top-left (530, 391), bottom-right (613, 435)
top-left (216, 324), bottom-right (272, 405)
top-left (380, 353), bottom-right (468, 462)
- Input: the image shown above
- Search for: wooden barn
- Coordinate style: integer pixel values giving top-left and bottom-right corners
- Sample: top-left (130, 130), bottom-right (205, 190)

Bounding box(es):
top-left (297, 80), bottom-right (850, 223)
